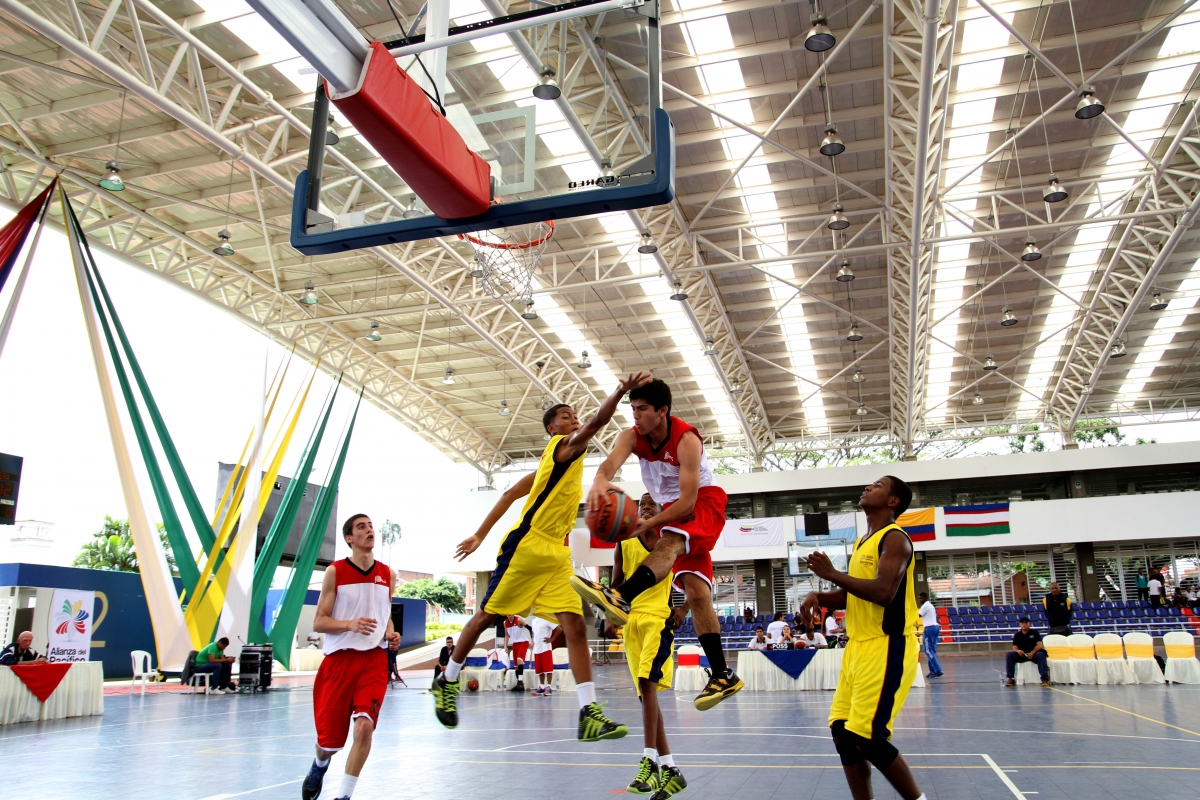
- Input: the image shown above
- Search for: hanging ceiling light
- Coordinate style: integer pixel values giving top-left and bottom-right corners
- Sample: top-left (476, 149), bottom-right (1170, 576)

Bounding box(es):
top-left (835, 259), bottom-right (855, 282)
top-left (598, 159), bottom-right (616, 181)
top-left (577, 351), bottom-right (592, 369)
top-left (1082, 381), bottom-right (1092, 395)
top-left (469, 253), bottom-right (487, 279)
top-left (819, 123), bottom-right (845, 157)
top-left (704, 335), bottom-right (718, 356)
top-left (325, 113), bottom-right (339, 146)
top-left (365, 320), bottom-right (382, 342)
top-left (749, 411), bottom-right (759, 423)
top-left (972, 391), bottom-right (984, 405)
top-left (403, 195), bottom-right (424, 219)
top-left (1075, 85), bottom-right (1105, 120)
top-left (498, 399), bottom-right (511, 417)
top-left (99, 160), bottom-right (124, 192)
top-left (638, 233), bottom-right (658, 255)
top-left (541, 396), bottom-right (552, 411)
top-left (731, 379), bottom-right (744, 395)
top-left (670, 280), bottom-right (688, 301)
top-left (846, 322), bottom-right (863, 342)
top-left (1149, 293), bottom-right (1168, 311)
top-left (983, 354), bottom-right (998, 371)
top-left (827, 202), bottom-right (850, 231)
top-left (532, 64), bottom-right (561, 100)
top-left (1110, 339), bottom-right (1127, 358)
top-left (1043, 174), bottom-right (1068, 203)
top-left (212, 228), bottom-right (234, 257)
top-left (300, 280), bottom-right (319, 305)
top-left (855, 403), bottom-right (868, 417)
top-left (804, 11), bottom-right (835, 52)
top-left (1021, 236), bottom-right (1042, 262)
top-left (442, 366), bottom-right (456, 385)
top-left (521, 297), bottom-right (538, 320)
top-left (852, 366), bottom-right (864, 383)
top-left (1000, 306), bottom-right (1018, 327)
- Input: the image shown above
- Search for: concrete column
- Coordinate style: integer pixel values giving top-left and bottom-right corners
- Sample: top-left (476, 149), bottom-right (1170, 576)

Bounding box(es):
top-left (473, 571), bottom-right (491, 613)
top-left (912, 551), bottom-right (930, 601)
top-left (754, 559), bottom-right (774, 614)
top-left (751, 493), bottom-right (767, 518)
top-left (1075, 542), bottom-right (1101, 602)
top-left (1068, 472), bottom-right (1088, 498)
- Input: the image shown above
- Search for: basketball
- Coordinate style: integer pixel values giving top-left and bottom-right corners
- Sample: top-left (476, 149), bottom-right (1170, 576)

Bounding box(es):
top-left (586, 489), bottom-right (639, 543)
top-left (467, 679), bottom-right (480, 692)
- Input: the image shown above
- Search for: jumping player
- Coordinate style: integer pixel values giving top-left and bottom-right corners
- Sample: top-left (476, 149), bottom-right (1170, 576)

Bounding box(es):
top-left (302, 514), bottom-right (400, 800)
top-left (800, 476), bottom-right (928, 800)
top-left (610, 493), bottom-right (688, 797)
top-left (432, 371), bottom-right (652, 740)
top-left (571, 378), bottom-right (744, 710)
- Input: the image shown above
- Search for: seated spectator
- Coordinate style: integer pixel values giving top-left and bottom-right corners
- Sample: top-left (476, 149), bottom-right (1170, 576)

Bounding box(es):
top-left (746, 627), bottom-right (768, 650)
top-left (305, 632), bottom-right (321, 649)
top-left (766, 611), bottom-right (786, 645)
top-left (778, 624), bottom-right (795, 650)
top-left (434, 636), bottom-right (454, 680)
top-left (0, 631), bottom-right (47, 665)
top-left (823, 611), bottom-right (844, 647)
top-left (1173, 588), bottom-right (1192, 608)
top-left (743, 606), bottom-right (756, 624)
top-left (1004, 617), bottom-right (1050, 688)
top-left (795, 625), bottom-right (828, 649)
top-left (193, 637), bottom-right (237, 693)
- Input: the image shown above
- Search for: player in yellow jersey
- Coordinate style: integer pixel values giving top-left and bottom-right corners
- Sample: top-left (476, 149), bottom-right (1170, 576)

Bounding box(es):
top-left (432, 371), bottom-right (651, 743)
top-left (609, 494), bottom-right (688, 797)
top-left (800, 476), bottom-right (928, 800)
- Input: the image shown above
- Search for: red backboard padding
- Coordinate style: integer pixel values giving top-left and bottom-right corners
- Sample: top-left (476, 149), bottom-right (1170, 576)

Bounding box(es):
top-left (329, 42), bottom-right (491, 220)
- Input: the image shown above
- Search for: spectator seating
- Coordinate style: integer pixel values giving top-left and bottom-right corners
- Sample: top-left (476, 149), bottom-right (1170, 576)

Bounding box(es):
top-left (130, 650), bottom-right (159, 696)
top-left (1043, 634), bottom-right (1073, 683)
top-left (1163, 631), bottom-right (1200, 684)
top-left (674, 645), bottom-right (705, 692)
top-left (551, 647), bottom-right (576, 692)
top-left (1067, 633), bottom-right (1098, 685)
top-left (1093, 633), bottom-right (1136, 685)
top-left (1121, 632), bottom-right (1165, 684)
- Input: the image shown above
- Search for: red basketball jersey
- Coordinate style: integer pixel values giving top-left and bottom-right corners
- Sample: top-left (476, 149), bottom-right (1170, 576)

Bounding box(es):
top-left (322, 558), bottom-right (393, 655)
top-left (632, 416), bottom-right (715, 505)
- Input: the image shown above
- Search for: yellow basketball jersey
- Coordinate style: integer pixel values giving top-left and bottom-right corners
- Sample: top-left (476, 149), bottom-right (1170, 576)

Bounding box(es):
top-left (510, 434), bottom-right (585, 539)
top-left (620, 536), bottom-right (672, 619)
top-left (845, 522), bottom-right (918, 640)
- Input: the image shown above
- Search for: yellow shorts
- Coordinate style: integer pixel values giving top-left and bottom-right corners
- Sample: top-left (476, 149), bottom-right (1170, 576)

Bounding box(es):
top-left (481, 527), bottom-right (583, 621)
top-left (625, 612), bottom-right (673, 694)
top-left (828, 634), bottom-right (918, 740)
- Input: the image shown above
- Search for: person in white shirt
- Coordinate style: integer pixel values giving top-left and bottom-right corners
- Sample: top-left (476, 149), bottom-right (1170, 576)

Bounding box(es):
top-left (746, 627), bottom-right (768, 650)
top-left (766, 612), bottom-right (786, 645)
top-left (530, 616), bottom-right (557, 696)
top-left (823, 612), bottom-right (843, 647)
top-left (917, 592), bottom-right (943, 678)
top-left (795, 626), bottom-right (827, 649)
top-left (1148, 572), bottom-right (1165, 607)
top-left (504, 615), bottom-right (532, 691)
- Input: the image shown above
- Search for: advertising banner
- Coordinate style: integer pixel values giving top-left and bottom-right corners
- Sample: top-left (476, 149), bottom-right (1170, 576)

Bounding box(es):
top-left (47, 588), bottom-right (94, 663)
top-left (721, 517), bottom-right (784, 548)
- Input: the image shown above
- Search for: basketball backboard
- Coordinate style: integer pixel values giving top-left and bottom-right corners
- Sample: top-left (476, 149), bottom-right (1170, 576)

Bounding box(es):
top-left (248, 0), bottom-right (673, 251)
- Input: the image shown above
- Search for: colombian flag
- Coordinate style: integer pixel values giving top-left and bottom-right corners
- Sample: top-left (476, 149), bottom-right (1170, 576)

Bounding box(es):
top-left (898, 507), bottom-right (935, 542)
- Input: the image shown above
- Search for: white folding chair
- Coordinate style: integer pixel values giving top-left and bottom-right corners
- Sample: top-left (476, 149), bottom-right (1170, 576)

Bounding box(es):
top-left (1067, 633), bottom-right (1098, 685)
top-left (1093, 633), bottom-right (1135, 685)
top-left (1163, 631), bottom-right (1200, 684)
top-left (130, 650), bottom-right (159, 695)
top-left (1122, 632), bottom-right (1164, 685)
top-left (1042, 634), bottom-right (1073, 684)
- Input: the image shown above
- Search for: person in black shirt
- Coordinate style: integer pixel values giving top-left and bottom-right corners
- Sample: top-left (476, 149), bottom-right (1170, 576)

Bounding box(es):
top-left (433, 636), bottom-right (455, 681)
top-left (0, 632), bottom-right (47, 665)
top-left (1005, 617), bottom-right (1050, 687)
top-left (1042, 583), bottom-right (1073, 635)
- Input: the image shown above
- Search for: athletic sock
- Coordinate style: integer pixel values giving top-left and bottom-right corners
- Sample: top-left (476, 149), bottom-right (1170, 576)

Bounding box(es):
top-left (444, 657), bottom-right (464, 682)
top-left (660, 754), bottom-right (675, 768)
top-left (314, 756), bottom-right (330, 769)
top-left (576, 681), bottom-right (597, 708)
top-left (338, 774), bottom-right (358, 799)
top-left (698, 633), bottom-right (728, 675)
top-left (643, 748), bottom-right (659, 764)
top-left (617, 564), bottom-right (658, 603)
top-left (914, 795), bottom-right (927, 800)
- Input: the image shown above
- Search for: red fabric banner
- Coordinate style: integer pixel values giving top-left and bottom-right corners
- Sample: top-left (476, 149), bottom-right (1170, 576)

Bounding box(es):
top-left (11, 663), bottom-right (71, 702)
top-left (0, 179), bottom-right (55, 293)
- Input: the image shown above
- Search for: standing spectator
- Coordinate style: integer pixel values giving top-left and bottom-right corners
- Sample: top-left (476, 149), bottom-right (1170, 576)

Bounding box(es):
top-left (1135, 568), bottom-right (1149, 602)
top-left (193, 637), bottom-right (236, 693)
top-left (747, 627), bottom-right (768, 650)
top-left (0, 632), bottom-right (47, 665)
top-left (530, 616), bottom-right (556, 696)
top-left (1148, 570), bottom-right (1165, 608)
top-left (795, 625), bottom-right (827, 649)
top-left (1004, 617), bottom-right (1050, 688)
top-left (917, 592), bottom-right (943, 678)
top-left (766, 611), bottom-right (786, 645)
top-left (433, 636), bottom-right (454, 681)
top-left (743, 606), bottom-right (756, 624)
top-left (1042, 583), bottom-right (1073, 636)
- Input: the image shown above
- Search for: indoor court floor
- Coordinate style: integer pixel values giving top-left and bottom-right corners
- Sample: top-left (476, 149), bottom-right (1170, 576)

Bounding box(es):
top-left (3, 657), bottom-right (1198, 800)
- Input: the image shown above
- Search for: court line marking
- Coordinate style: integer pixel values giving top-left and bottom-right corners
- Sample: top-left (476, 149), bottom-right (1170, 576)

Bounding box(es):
top-left (1048, 688), bottom-right (1200, 739)
top-left (982, 754), bottom-right (1024, 800)
top-left (194, 779), bottom-right (301, 799)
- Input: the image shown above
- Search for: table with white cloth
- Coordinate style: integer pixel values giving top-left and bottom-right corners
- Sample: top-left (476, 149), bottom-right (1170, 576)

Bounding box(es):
top-left (0, 662), bottom-right (104, 725)
top-left (737, 649), bottom-right (926, 692)
top-left (289, 649), bottom-right (325, 671)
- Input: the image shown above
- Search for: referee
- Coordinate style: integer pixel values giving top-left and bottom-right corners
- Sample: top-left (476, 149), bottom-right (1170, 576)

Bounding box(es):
top-left (801, 476), bottom-right (928, 800)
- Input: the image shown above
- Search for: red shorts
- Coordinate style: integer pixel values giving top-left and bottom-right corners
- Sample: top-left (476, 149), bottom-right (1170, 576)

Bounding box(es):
top-left (511, 641), bottom-right (529, 663)
top-left (662, 485), bottom-right (727, 589)
top-left (313, 647), bottom-right (387, 751)
top-left (534, 649), bottom-right (554, 675)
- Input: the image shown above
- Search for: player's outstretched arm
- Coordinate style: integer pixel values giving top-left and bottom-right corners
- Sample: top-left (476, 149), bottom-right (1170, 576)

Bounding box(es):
top-left (313, 565), bottom-right (378, 636)
top-left (806, 529), bottom-right (912, 607)
top-left (455, 471), bottom-right (537, 561)
top-left (586, 427), bottom-right (638, 511)
top-left (560, 372), bottom-right (651, 462)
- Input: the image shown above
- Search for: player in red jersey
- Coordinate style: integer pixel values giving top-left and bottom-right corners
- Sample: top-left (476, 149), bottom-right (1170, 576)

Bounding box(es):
top-left (302, 514), bottom-right (400, 800)
top-left (571, 378), bottom-right (744, 710)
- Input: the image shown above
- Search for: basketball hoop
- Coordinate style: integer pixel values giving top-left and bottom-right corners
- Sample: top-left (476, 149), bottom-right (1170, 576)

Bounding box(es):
top-left (459, 221), bottom-right (554, 302)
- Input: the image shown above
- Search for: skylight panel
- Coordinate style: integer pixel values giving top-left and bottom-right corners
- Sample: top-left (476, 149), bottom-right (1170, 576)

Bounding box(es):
top-left (700, 62), bottom-right (747, 94)
top-left (948, 133), bottom-right (991, 159)
top-left (1137, 64), bottom-right (1195, 97)
top-left (224, 14), bottom-right (298, 59)
top-left (1160, 22), bottom-right (1200, 57)
top-left (1123, 105), bottom-right (1173, 133)
top-left (738, 165), bottom-right (773, 187)
top-left (744, 193), bottom-right (780, 213)
top-left (540, 129), bottom-right (588, 157)
top-left (683, 17), bottom-right (735, 54)
top-left (715, 100), bottom-right (756, 126)
top-left (951, 98), bottom-right (997, 129)
top-left (956, 59), bottom-right (1004, 92)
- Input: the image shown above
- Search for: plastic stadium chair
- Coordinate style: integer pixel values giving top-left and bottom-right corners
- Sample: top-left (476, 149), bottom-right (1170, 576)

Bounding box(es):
top-left (1121, 632), bottom-right (1164, 684)
top-left (1163, 632), bottom-right (1200, 684)
top-left (181, 650), bottom-right (211, 695)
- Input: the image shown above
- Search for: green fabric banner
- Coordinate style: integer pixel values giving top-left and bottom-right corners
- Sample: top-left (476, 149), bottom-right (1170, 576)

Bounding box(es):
top-left (65, 202), bottom-right (203, 598)
top-left (249, 378), bottom-right (341, 642)
top-left (269, 389), bottom-right (363, 668)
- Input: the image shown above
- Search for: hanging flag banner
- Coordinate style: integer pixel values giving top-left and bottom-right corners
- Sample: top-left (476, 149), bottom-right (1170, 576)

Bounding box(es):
top-left (898, 507), bottom-right (936, 542)
top-left (828, 512), bottom-right (858, 541)
top-left (47, 589), bottom-right (94, 663)
top-left (944, 503), bottom-right (1011, 536)
top-left (721, 517), bottom-right (784, 548)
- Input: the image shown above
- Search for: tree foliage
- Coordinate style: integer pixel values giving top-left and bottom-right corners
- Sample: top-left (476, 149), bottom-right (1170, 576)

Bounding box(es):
top-left (72, 516), bottom-right (176, 574)
top-left (393, 576), bottom-right (465, 613)
top-left (1073, 418), bottom-right (1124, 447)
top-left (710, 431), bottom-right (979, 474)
top-left (1008, 424), bottom-right (1046, 454)
top-left (379, 519), bottom-right (402, 547)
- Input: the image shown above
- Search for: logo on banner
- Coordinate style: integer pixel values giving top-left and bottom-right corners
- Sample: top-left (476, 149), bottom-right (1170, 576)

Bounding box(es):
top-left (47, 588), bottom-right (94, 663)
top-left (53, 599), bottom-right (90, 639)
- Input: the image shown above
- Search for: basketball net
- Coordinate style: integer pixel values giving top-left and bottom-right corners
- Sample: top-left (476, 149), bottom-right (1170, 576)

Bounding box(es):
top-left (459, 221), bottom-right (554, 303)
